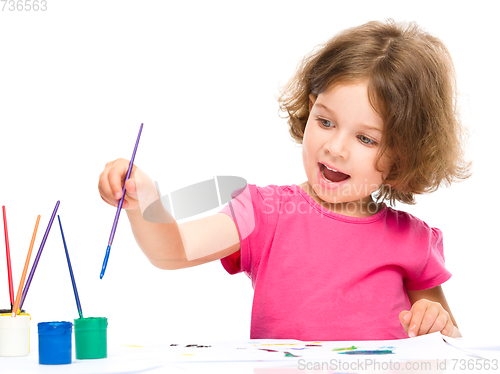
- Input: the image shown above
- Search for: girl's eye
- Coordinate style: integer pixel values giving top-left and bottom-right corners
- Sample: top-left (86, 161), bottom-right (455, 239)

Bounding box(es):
top-left (358, 135), bottom-right (377, 146)
top-left (317, 118), bottom-right (334, 128)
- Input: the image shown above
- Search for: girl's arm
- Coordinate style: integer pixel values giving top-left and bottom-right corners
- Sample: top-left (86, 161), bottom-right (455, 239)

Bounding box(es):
top-left (399, 285), bottom-right (462, 338)
top-left (126, 209), bottom-right (240, 270)
top-left (99, 159), bottom-right (241, 270)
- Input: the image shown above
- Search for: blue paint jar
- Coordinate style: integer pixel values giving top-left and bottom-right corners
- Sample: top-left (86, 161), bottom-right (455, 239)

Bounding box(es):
top-left (38, 321), bottom-right (72, 365)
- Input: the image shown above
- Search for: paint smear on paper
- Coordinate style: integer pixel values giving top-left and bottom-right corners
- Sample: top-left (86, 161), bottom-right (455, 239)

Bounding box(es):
top-left (185, 344), bottom-right (211, 348)
top-left (121, 344), bottom-right (144, 348)
top-left (332, 345), bottom-right (357, 351)
top-left (340, 349), bottom-right (393, 355)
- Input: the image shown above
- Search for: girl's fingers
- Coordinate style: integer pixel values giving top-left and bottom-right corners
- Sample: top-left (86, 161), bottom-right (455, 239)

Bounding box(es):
top-left (98, 177), bottom-right (117, 207)
top-left (398, 310), bottom-right (411, 333)
top-left (124, 179), bottom-right (138, 199)
top-left (402, 300), bottom-right (455, 338)
top-left (416, 304), bottom-right (440, 336)
top-left (99, 193), bottom-right (116, 208)
top-left (123, 193), bottom-right (140, 210)
top-left (98, 182), bottom-right (122, 208)
top-left (98, 159), bottom-right (138, 208)
top-left (440, 317), bottom-right (455, 337)
top-left (427, 311), bottom-right (449, 334)
top-left (98, 167), bottom-right (113, 203)
top-left (98, 160), bottom-right (122, 201)
top-left (108, 162), bottom-right (129, 200)
top-left (407, 301), bottom-right (429, 337)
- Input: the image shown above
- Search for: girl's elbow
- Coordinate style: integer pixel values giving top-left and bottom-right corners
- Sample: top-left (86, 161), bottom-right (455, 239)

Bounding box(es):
top-left (150, 258), bottom-right (187, 270)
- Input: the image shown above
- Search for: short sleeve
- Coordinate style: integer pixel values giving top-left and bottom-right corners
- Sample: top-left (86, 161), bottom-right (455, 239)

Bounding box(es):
top-left (404, 227), bottom-right (452, 291)
top-left (218, 184), bottom-right (279, 282)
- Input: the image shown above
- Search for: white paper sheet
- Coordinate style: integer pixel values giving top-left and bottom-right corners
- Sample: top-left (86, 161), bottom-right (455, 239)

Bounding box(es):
top-left (0, 333), bottom-right (481, 374)
top-left (441, 335), bottom-right (500, 360)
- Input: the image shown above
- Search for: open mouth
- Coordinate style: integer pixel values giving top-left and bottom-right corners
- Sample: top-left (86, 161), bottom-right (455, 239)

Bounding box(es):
top-left (320, 163), bottom-right (351, 183)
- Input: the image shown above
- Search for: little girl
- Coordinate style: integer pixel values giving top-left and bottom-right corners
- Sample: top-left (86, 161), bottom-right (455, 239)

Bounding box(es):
top-left (98, 20), bottom-right (470, 341)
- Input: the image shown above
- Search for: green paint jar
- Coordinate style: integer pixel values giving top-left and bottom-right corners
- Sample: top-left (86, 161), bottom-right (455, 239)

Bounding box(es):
top-left (74, 317), bottom-right (107, 359)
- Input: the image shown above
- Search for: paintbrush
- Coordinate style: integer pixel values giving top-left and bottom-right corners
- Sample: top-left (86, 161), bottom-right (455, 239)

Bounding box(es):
top-left (100, 123), bottom-right (143, 279)
top-left (19, 201), bottom-right (60, 310)
top-left (58, 215), bottom-right (83, 319)
top-left (2, 206), bottom-right (14, 311)
top-left (12, 215), bottom-right (41, 317)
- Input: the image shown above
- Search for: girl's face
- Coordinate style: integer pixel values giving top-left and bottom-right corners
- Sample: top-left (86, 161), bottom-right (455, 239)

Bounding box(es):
top-left (301, 82), bottom-right (390, 217)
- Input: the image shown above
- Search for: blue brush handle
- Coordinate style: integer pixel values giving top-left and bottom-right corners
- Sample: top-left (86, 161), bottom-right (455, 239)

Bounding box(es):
top-left (58, 215), bottom-right (83, 318)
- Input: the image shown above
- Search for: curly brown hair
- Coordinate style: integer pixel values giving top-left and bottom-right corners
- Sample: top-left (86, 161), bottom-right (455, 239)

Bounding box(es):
top-left (278, 19), bottom-right (471, 205)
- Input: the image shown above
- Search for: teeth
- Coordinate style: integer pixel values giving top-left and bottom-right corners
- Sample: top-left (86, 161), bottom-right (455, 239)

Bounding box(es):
top-left (324, 165), bottom-right (338, 172)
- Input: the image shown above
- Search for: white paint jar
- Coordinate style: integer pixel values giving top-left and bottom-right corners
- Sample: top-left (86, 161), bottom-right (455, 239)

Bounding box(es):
top-left (0, 314), bottom-right (31, 357)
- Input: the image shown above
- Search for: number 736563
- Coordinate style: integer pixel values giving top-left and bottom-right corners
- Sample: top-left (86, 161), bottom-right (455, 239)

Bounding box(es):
top-left (1, 0), bottom-right (48, 11)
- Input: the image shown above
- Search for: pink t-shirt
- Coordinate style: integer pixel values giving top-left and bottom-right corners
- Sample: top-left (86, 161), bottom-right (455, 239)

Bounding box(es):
top-left (219, 184), bottom-right (451, 341)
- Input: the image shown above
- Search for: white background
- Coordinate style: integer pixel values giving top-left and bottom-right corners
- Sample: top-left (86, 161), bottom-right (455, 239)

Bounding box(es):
top-left (0, 1), bottom-right (498, 345)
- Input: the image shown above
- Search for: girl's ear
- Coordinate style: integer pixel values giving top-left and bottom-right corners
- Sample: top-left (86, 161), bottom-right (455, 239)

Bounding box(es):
top-left (309, 94), bottom-right (317, 112)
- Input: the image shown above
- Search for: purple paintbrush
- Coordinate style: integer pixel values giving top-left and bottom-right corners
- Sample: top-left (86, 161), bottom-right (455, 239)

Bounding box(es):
top-left (19, 200), bottom-right (60, 310)
top-left (100, 123), bottom-right (143, 279)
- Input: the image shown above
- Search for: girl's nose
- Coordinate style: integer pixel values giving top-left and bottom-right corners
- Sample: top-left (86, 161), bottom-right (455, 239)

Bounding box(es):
top-left (324, 132), bottom-right (349, 159)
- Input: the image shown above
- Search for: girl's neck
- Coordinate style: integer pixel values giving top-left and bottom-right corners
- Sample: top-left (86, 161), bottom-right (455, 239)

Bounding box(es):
top-left (299, 182), bottom-right (382, 218)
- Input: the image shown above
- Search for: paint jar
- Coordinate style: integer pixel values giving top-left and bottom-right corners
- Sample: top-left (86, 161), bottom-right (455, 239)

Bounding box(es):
top-left (38, 321), bottom-right (73, 365)
top-left (0, 313), bottom-right (31, 357)
top-left (74, 317), bottom-right (107, 359)
top-left (1, 308), bottom-right (25, 314)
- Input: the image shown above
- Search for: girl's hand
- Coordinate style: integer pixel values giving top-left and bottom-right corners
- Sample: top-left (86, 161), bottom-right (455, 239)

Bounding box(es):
top-left (399, 298), bottom-right (459, 338)
top-left (98, 158), bottom-right (140, 211)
